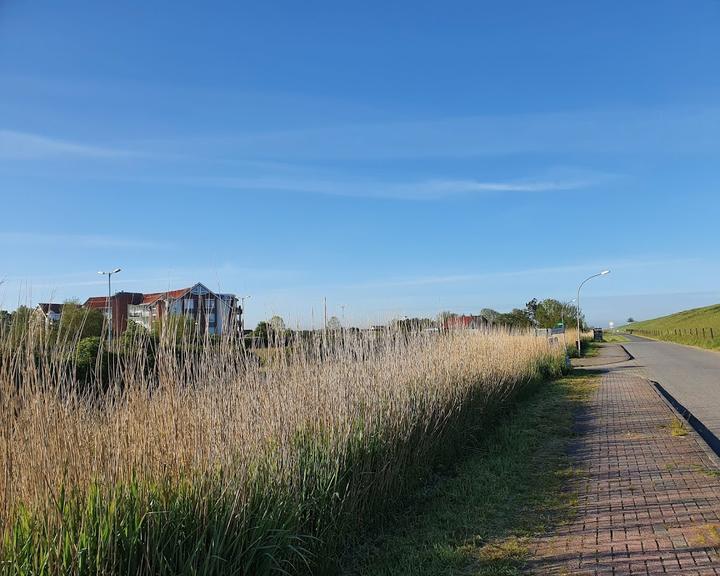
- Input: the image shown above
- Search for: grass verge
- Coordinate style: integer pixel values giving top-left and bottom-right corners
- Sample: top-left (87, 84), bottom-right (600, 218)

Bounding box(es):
top-left (342, 371), bottom-right (598, 576)
top-left (603, 333), bottom-right (628, 343)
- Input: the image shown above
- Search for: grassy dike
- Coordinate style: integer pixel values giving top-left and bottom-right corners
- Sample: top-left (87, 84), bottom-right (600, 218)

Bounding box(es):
top-left (623, 303), bottom-right (720, 350)
top-left (343, 371), bottom-right (598, 576)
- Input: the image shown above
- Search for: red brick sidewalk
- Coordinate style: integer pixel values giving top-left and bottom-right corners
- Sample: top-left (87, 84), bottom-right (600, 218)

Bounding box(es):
top-left (529, 349), bottom-right (720, 575)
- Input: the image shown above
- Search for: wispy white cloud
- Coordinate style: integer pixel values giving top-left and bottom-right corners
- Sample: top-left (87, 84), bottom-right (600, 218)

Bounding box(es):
top-left (328, 257), bottom-right (705, 291)
top-left (6, 106), bottom-right (719, 164)
top-left (0, 232), bottom-right (167, 249)
top-left (184, 175), bottom-right (592, 199)
top-left (0, 130), bottom-right (132, 159)
top-left (393, 178), bottom-right (589, 195)
top-left (140, 106), bottom-right (720, 161)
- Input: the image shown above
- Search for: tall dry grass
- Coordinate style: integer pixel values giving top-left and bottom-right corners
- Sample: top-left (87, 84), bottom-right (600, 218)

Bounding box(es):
top-left (560, 327), bottom-right (592, 357)
top-left (0, 323), bottom-right (564, 574)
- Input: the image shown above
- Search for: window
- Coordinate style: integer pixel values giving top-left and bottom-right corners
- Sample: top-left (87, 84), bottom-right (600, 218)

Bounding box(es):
top-left (205, 299), bottom-right (215, 310)
top-left (184, 298), bottom-right (194, 311)
top-left (128, 305), bottom-right (149, 319)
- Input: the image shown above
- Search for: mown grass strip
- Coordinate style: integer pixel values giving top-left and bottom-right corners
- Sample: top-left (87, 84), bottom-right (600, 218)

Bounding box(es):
top-left (342, 371), bottom-right (598, 576)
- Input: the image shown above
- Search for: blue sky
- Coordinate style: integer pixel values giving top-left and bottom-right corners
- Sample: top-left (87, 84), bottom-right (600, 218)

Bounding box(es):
top-left (1, 0), bottom-right (719, 328)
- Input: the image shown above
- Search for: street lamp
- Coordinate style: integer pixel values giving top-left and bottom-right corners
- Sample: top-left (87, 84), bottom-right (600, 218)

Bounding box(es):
top-left (576, 270), bottom-right (609, 355)
top-left (98, 268), bottom-right (121, 345)
top-left (239, 295), bottom-right (251, 335)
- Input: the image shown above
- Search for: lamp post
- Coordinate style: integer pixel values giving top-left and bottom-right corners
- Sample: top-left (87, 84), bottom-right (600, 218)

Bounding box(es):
top-left (239, 295), bottom-right (251, 335)
top-left (576, 270), bottom-right (610, 355)
top-left (98, 268), bottom-right (121, 345)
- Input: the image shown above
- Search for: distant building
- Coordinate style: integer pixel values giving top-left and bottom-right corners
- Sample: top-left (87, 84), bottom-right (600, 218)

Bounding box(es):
top-left (35, 303), bottom-right (64, 325)
top-left (443, 315), bottom-right (488, 330)
top-left (83, 282), bottom-right (241, 336)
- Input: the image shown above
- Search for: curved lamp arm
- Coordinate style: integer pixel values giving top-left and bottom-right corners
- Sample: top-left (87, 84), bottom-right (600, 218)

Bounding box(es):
top-left (576, 270), bottom-right (610, 355)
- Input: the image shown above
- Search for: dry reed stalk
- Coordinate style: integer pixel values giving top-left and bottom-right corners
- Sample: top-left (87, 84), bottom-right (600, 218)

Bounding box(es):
top-left (0, 322), bottom-right (564, 573)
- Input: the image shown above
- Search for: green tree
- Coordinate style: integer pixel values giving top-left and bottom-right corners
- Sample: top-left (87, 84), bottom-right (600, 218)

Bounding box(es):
top-left (326, 316), bottom-right (342, 330)
top-left (56, 300), bottom-right (104, 341)
top-left (627, 317), bottom-right (635, 323)
top-left (120, 319), bottom-right (152, 350)
top-left (525, 299), bottom-right (539, 327)
top-left (534, 299), bottom-right (561, 328)
top-left (480, 308), bottom-right (499, 324)
top-left (152, 315), bottom-right (197, 342)
top-left (75, 336), bottom-right (113, 388)
top-left (495, 308), bottom-right (533, 328)
top-left (252, 321), bottom-right (270, 346)
top-left (8, 305), bottom-right (34, 344)
top-left (521, 298), bottom-right (583, 329)
top-left (0, 310), bottom-right (11, 333)
top-left (534, 299), bottom-right (570, 328)
top-left (254, 321), bottom-right (269, 338)
top-left (76, 336), bottom-right (101, 371)
top-left (269, 315), bottom-right (286, 334)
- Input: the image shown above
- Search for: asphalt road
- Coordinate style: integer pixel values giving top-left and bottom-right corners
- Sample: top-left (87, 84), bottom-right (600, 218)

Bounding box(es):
top-left (622, 334), bottom-right (720, 440)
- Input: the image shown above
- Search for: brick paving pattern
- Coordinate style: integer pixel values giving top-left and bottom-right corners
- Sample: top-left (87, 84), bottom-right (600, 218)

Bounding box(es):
top-left (622, 335), bottom-right (720, 452)
top-left (573, 345), bottom-right (632, 368)
top-left (530, 347), bottom-right (720, 575)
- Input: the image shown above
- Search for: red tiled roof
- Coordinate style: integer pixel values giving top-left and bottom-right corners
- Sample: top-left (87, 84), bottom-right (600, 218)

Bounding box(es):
top-left (142, 287), bottom-right (191, 305)
top-left (84, 286), bottom-right (199, 308)
top-left (84, 296), bottom-right (109, 309)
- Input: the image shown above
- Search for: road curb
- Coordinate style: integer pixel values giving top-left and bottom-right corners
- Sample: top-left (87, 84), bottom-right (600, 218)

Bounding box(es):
top-left (619, 344), bottom-right (635, 360)
top-left (651, 380), bottom-right (720, 467)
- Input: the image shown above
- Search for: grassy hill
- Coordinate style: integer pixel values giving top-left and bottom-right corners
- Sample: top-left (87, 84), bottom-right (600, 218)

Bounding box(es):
top-left (624, 303), bottom-right (720, 350)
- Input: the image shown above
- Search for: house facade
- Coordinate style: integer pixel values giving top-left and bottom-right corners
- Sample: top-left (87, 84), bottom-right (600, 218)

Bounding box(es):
top-left (443, 314), bottom-right (488, 330)
top-left (83, 283), bottom-right (241, 336)
top-left (36, 303), bottom-right (64, 323)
